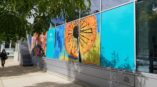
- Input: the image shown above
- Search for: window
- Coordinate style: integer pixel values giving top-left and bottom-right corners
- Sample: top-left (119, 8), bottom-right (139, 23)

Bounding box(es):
top-left (136, 0), bottom-right (157, 73)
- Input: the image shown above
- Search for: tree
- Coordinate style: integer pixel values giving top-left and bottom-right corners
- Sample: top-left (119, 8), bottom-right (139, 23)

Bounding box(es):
top-left (32, 0), bottom-right (91, 33)
top-left (0, 0), bottom-right (91, 42)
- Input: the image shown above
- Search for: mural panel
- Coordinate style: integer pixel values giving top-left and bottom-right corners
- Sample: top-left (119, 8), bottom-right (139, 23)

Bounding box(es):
top-left (54, 25), bottom-right (65, 60)
top-left (64, 20), bottom-right (79, 62)
top-left (79, 15), bottom-right (100, 65)
top-left (46, 28), bottom-right (55, 58)
top-left (100, 3), bottom-right (135, 71)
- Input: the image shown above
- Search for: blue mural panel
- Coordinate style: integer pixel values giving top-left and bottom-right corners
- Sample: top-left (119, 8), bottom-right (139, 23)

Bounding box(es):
top-left (100, 3), bottom-right (135, 71)
top-left (46, 25), bottom-right (65, 59)
top-left (54, 25), bottom-right (65, 60)
top-left (46, 27), bottom-right (55, 59)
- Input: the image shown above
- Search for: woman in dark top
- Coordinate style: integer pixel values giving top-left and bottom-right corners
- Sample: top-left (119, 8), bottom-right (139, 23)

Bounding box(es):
top-left (0, 49), bottom-right (8, 68)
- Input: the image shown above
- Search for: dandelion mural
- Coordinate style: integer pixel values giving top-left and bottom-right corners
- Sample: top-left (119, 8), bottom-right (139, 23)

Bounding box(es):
top-left (64, 15), bottom-right (100, 65)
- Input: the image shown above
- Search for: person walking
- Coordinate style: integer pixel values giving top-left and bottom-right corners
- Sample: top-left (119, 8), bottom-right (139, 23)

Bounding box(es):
top-left (0, 49), bottom-right (8, 68)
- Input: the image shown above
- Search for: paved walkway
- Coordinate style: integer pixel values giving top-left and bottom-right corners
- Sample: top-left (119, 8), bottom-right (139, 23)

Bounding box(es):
top-left (0, 58), bottom-right (89, 87)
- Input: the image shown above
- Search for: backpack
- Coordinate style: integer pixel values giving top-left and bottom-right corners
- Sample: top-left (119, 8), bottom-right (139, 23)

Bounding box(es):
top-left (34, 45), bottom-right (43, 57)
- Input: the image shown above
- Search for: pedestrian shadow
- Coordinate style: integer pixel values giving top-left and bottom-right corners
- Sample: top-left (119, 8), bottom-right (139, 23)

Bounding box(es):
top-left (0, 65), bottom-right (41, 77)
top-left (24, 81), bottom-right (87, 87)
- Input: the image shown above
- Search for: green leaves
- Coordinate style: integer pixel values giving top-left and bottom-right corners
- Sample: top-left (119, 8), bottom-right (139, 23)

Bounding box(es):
top-left (0, 12), bottom-right (27, 42)
top-left (0, 0), bottom-right (91, 42)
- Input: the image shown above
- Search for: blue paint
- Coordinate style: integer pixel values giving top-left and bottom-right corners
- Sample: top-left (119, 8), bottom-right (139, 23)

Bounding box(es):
top-left (46, 25), bottom-right (65, 59)
top-left (46, 27), bottom-right (55, 59)
top-left (96, 13), bottom-right (101, 33)
top-left (53, 25), bottom-right (65, 59)
top-left (100, 3), bottom-right (135, 71)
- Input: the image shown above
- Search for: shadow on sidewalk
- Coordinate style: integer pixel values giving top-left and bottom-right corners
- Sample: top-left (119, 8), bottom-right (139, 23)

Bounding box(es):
top-left (0, 65), bottom-right (41, 77)
top-left (24, 81), bottom-right (87, 87)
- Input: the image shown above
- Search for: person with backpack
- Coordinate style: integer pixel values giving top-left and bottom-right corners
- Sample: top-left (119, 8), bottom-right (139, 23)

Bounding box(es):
top-left (32, 37), bottom-right (44, 69)
top-left (0, 49), bottom-right (8, 68)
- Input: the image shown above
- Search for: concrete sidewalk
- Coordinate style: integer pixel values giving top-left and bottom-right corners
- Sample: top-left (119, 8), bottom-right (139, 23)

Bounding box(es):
top-left (0, 59), bottom-right (89, 87)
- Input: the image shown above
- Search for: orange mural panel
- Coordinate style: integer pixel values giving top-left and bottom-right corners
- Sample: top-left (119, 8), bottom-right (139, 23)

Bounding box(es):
top-left (65, 20), bottom-right (79, 58)
top-left (79, 15), bottom-right (97, 54)
top-left (64, 15), bottom-right (97, 58)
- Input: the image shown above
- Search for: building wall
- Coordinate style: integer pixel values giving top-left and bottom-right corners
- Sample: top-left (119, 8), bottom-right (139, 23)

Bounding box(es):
top-left (45, 58), bottom-right (157, 87)
top-left (44, 1), bottom-right (136, 87)
top-left (34, 0), bottom-right (157, 87)
top-left (46, 2), bottom-right (135, 72)
top-left (45, 59), bottom-right (135, 87)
